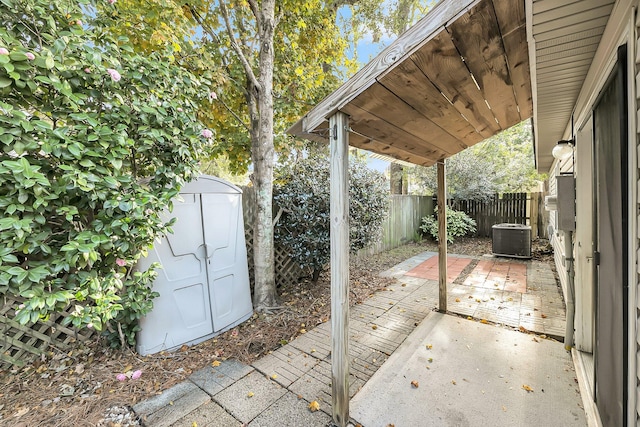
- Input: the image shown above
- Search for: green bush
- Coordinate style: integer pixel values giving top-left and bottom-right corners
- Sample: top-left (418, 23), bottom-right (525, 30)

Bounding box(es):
top-left (274, 154), bottom-right (388, 281)
top-left (420, 208), bottom-right (477, 244)
top-left (0, 0), bottom-right (213, 347)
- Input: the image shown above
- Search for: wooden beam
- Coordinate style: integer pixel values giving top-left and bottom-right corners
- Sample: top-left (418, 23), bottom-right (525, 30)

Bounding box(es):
top-left (437, 160), bottom-right (447, 312)
top-left (329, 111), bottom-right (350, 427)
top-left (340, 103), bottom-right (448, 161)
top-left (349, 82), bottom-right (469, 155)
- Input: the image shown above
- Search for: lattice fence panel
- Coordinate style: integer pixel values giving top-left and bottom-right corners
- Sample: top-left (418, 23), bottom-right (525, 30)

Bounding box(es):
top-left (241, 186), bottom-right (310, 288)
top-left (1, 295), bottom-right (95, 368)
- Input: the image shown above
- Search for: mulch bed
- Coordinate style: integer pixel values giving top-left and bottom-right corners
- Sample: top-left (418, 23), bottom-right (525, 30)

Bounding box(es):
top-left (0, 236), bottom-right (553, 426)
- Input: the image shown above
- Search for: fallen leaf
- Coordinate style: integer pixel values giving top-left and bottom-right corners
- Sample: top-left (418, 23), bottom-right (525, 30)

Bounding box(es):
top-left (426, 344), bottom-right (432, 350)
top-left (411, 380), bottom-right (419, 388)
top-left (480, 319), bottom-right (488, 324)
top-left (311, 348), bottom-right (316, 353)
top-left (299, 328), bottom-right (307, 334)
top-left (541, 314), bottom-right (547, 319)
top-left (271, 374), bottom-right (278, 380)
top-left (519, 326), bottom-right (529, 333)
top-left (428, 358), bottom-right (433, 363)
top-left (455, 298), bottom-right (461, 302)
top-left (308, 401), bottom-right (320, 412)
top-left (522, 384), bottom-right (534, 392)
top-left (452, 380), bottom-right (457, 385)
top-left (179, 345), bottom-right (189, 352)
top-left (502, 406), bottom-right (507, 412)
top-left (475, 299), bottom-right (481, 303)
top-left (247, 392), bottom-right (254, 398)
top-left (123, 364), bottom-right (133, 372)
top-left (192, 422), bottom-right (198, 427)
top-left (467, 316), bottom-right (473, 320)
top-left (371, 325), bottom-right (378, 330)
top-left (211, 360), bottom-right (221, 367)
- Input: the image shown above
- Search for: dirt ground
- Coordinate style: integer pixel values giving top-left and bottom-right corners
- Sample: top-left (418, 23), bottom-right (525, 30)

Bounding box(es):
top-left (0, 237), bottom-right (554, 426)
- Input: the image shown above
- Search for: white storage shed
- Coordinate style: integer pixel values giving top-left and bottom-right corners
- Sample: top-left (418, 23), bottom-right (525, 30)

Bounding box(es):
top-left (136, 175), bottom-right (253, 356)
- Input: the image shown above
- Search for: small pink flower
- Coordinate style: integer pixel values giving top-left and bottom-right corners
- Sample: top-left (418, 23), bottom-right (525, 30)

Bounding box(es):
top-left (87, 323), bottom-right (94, 329)
top-left (75, 20), bottom-right (82, 26)
top-left (177, 107), bottom-right (183, 112)
top-left (107, 0), bottom-right (116, 4)
top-left (201, 129), bottom-right (213, 139)
top-left (107, 68), bottom-right (121, 82)
top-left (116, 373), bottom-right (127, 381)
top-left (0, 48), bottom-right (8, 55)
top-left (84, 68), bottom-right (91, 73)
top-left (208, 91), bottom-right (217, 102)
top-left (116, 258), bottom-right (127, 267)
top-left (131, 370), bottom-right (142, 380)
top-left (25, 52), bottom-right (35, 60)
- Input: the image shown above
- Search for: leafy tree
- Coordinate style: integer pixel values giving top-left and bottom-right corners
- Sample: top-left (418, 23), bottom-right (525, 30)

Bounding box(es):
top-left (410, 121), bottom-right (544, 201)
top-left (109, 0), bottom-right (355, 311)
top-left (274, 152), bottom-right (388, 281)
top-left (0, 0), bottom-right (212, 346)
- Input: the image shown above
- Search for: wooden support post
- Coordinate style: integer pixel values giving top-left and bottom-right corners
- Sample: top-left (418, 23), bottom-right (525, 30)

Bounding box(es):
top-left (437, 160), bottom-right (447, 312)
top-left (330, 111), bottom-right (349, 427)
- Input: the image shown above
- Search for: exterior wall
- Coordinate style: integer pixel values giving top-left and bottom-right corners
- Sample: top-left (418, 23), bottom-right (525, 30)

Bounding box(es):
top-left (633, 8), bottom-right (640, 423)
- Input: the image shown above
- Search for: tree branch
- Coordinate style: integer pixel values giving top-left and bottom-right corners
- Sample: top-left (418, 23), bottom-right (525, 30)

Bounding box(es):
top-left (219, 0), bottom-right (261, 91)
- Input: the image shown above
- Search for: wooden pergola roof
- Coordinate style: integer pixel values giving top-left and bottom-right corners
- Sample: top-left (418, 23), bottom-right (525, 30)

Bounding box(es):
top-left (287, 0), bottom-right (532, 166)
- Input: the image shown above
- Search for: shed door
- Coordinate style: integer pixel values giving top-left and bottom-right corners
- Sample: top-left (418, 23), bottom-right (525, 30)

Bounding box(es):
top-left (201, 193), bottom-right (251, 332)
top-left (154, 194), bottom-right (214, 347)
top-left (593, 44), bottom-right (629, 427)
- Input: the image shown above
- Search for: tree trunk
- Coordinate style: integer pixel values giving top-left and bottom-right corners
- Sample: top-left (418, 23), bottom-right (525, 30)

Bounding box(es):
top-left (390, 163), bottom-right (405, 194)
top-left (250, 0), bottom-right (278, 311)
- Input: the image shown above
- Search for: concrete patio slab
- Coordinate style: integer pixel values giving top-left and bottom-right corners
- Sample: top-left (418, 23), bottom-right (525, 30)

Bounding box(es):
top-left (189, 359), bottom-right (254, 396)
top-left (248, 392), bottom-right (332, 426)
top-left (170, 400), bottom-right (242, 427)
top-left (213, 371), bottom-right (287, 423)
top-left (132, 382), bottom-right (211, 427)
top-left (350, 312), bottom-right (585, 427)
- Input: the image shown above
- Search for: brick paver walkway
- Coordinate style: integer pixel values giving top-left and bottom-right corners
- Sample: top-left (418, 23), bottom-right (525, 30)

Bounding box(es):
top-left (404, 254), bottom-right (472, 282)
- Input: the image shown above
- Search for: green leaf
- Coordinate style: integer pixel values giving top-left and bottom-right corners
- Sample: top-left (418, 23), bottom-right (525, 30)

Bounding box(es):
top-left (0, 77), bottom-right (12, 88)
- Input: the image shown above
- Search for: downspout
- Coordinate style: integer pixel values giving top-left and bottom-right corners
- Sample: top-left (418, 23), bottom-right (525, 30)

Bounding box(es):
top-left (564, 229), bottom-right (575, 350)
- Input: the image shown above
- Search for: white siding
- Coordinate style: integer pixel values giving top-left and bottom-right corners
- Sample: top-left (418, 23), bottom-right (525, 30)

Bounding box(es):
top-left (634, 7), bottom-right (640, 421)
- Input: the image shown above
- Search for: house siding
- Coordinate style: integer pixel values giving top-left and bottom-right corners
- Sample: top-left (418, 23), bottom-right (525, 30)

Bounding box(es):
top-left (634, 7), bottom-right (640, 421)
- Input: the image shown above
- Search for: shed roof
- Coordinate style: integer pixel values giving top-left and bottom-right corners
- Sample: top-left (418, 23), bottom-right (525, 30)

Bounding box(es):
top-left (287, 0), bottom-right (531, 167)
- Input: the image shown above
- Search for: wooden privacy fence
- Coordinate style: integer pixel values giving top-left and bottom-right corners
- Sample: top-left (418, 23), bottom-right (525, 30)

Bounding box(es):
top-left (358, 195), bottom-right (435, 256)
top-left (451, 192), bottom-right (543, 238)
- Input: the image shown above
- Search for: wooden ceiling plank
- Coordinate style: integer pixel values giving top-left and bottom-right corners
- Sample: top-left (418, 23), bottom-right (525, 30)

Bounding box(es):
top-left (378, 59), bottom-right (488, 142)
top-left (410, 31), bottom-right (502, 136)
top-left (349, 82), bottom-right (468, 155)
top-left (349, 134), bottom-right (435, 167)
top-left (341, 103), bottom-right (448, 162)
top-left (447, 0), bottom-right (521, 129)
top-left (492, 0), bottom-right (532, 120)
